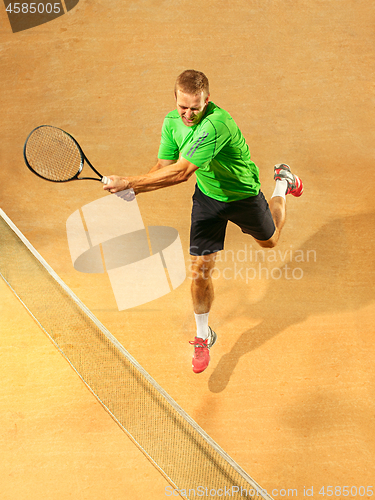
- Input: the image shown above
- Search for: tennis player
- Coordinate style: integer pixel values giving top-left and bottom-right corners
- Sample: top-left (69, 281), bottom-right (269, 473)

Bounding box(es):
top-left (104, 70), bottom-right (303, 374)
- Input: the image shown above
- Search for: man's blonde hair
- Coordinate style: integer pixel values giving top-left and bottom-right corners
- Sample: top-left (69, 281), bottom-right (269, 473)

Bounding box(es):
top-left (175, 70), bottom-right (210, 98)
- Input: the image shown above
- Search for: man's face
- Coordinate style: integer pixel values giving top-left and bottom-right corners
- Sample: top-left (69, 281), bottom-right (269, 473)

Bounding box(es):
top-left (175, 89), bottom-right (209, 127)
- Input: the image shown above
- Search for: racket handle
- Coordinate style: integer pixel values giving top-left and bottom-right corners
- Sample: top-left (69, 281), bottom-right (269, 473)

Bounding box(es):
top-left (101, 176), bottom-right (109, 185)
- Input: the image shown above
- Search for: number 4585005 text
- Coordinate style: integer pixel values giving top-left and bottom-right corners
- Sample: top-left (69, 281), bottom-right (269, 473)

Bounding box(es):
top-left (6, 3), bottom-right (61, 14)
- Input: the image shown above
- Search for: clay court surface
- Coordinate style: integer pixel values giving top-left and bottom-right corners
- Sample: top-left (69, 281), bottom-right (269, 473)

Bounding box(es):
top-left (1, 1), bottom-right (375, 498)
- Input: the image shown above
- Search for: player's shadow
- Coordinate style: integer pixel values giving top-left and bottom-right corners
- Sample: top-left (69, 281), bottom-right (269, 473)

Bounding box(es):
top-left (208, 212), bottom-right (375, 393)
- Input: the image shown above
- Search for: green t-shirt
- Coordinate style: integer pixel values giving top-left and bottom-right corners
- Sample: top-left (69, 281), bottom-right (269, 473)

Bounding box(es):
top-left (158, 102), bottom-right (260, 202)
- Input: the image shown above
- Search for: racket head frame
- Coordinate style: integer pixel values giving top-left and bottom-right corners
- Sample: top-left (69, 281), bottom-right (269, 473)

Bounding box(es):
top-left (23, 125), bottom-right (106, 183)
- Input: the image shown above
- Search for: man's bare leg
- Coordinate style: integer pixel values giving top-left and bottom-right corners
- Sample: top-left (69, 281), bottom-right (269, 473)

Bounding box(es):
top-left (255, 195), bottom-right (286, 248)
top-left (189, 253), bottom-right (218, 373)
top-left (255, 163), bottom-right (303, 249)
top-left (190, 253), bottom-right (217, 316)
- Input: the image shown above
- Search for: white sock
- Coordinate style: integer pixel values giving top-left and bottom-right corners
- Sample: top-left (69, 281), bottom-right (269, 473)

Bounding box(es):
top-left (271, 179), bottom-right (288, 200)
top-left (194, 312), bottom-right (209, 340)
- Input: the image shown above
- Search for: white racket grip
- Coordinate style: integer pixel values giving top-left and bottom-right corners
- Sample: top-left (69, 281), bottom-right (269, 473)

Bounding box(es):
top-left (101, 176), bottom-right (109, 185)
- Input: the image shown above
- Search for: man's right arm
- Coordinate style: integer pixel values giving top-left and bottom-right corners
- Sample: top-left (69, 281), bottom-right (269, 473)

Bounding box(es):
top-left (103, 156), bottom-right (198, 194)
top-left (148, 158), bottom-right (177, 173)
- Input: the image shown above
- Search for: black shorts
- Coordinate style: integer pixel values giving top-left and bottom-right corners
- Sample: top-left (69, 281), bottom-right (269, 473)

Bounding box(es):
top-left (190, 185), bottom-right (275, 256)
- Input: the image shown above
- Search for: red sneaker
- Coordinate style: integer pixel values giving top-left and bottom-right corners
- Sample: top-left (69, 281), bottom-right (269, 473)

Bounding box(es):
top-left (274, 164), bottom-right (304, 197)
top-left (189, 327), bottom-right (217, 374)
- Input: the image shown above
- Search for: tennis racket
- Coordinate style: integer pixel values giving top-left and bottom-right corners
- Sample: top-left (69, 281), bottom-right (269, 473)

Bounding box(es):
top-left (23, 125), bottom-right (109, 184)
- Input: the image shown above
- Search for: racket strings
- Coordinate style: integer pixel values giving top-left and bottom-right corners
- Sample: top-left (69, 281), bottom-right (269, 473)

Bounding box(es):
top-left (25, 126), bottom-right (82, 181)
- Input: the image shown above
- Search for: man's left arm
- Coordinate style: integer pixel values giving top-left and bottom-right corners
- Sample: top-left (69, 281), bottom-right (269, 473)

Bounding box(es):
top-left (103, 157), bottom-right (198, 194)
